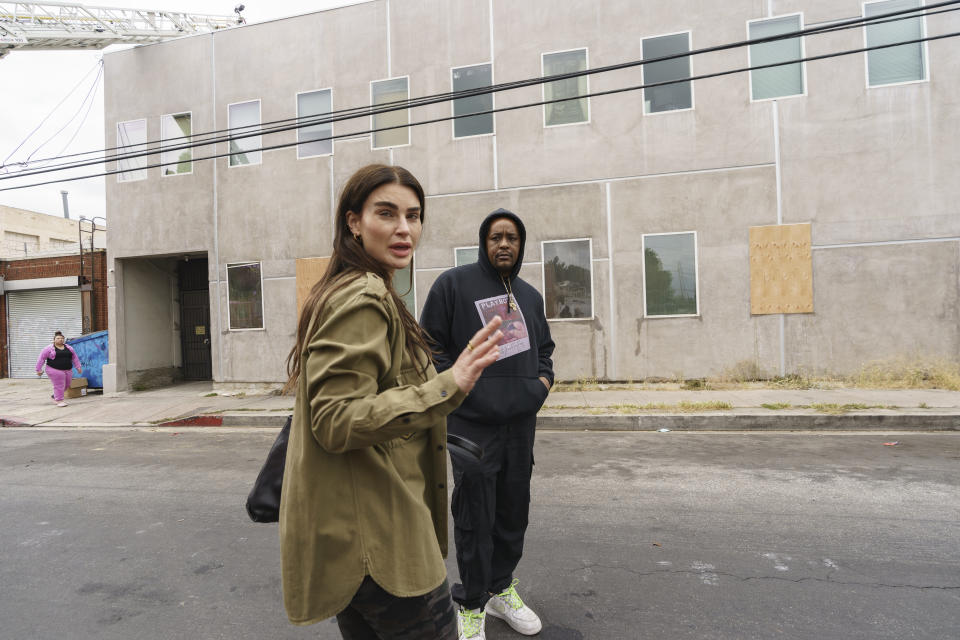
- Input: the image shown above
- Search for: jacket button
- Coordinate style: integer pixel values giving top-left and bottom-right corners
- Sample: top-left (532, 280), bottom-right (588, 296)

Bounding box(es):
top-left (438, 483), bottom-right (445, 489)
top-left (437, 445), bottom-right (444, 451)
top-left (402, 417), bottom-right (410, 424)
top-left (440, 390), bottom-right (447, 397)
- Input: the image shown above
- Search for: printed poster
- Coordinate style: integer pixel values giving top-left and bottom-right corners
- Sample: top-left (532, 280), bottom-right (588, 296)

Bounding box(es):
top-left (473, 293), bottom-right (531, 361)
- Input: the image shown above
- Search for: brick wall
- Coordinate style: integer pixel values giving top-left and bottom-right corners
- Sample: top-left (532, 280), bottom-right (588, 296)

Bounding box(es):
top-left (0, 250), bottom-right (107, 377)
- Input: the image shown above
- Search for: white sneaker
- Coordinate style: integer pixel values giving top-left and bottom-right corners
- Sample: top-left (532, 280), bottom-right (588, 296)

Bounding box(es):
top-left (485, 579), bottom-right (542, 635)
top-left (56, 401), bottom-right (68, 407)
top-left (457, 606), bottom-right (486, 639)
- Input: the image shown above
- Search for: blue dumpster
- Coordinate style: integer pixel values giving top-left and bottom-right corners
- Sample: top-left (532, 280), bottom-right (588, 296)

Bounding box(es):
top-left (67, 330), bottom-right (108, 389)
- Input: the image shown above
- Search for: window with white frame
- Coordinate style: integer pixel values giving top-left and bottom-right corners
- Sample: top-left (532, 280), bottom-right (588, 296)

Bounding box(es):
top-left (642, 33), bottom-right (693, 113)
top-left (864, 0), bottom-right (926, 86)
top-left (394, 263), bottom-right (415, 315)
top-left (228, 100), bottom-right (262, 167)
top-left (749, 15), bottom-right (805, 100)
top-left (227, 262), bottom-right (264, 329)
top-left (452, 63), bottom-right (494, 138)
top-left (117, 119), bottom-right (147, 181)
top-left (542, 49), bottom-right (589, 126)
top-left (297, 89), bottom-right (333, 158)
top-left (543, 239), bottom-right (593, 320)
top-left (643, 232), bottom-right (699, 317)
top-left (454, 246), bottom-right (479, 267)
top-left (161, 112), bottom-right (192, 176)
top-left (371, 77), bottom-right (410, 148)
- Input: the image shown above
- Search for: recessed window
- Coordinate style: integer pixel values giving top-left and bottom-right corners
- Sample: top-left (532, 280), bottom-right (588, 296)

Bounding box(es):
top-left (749, 15), bottom-right (805, 100)
top-left (454, 246), bottom-right (479, 267)
top-left (5, 231), bottom-right (40, 255)
top-left (452, 63), bottom-right (494, 138)
top-left (542, 48), bottom-right (589, 127)
top-left (864, 0), bottom-right (927, 86)
top-left (642, 33), bottom-right (693, 113)
top-left (643, 232), bottom-right (699, 317)
top-left (161, 112), bottom-right (192, 176)
top-left (371, 77), bottom-right (410, 148)
top-left (228, 100), bottom-right (261, 167)
top-left (394, 263), bottom-right (415, 315)
top-left (297, 89), bottom-right (333, 158)
top-left (543, 239), bottom-right (593, 320)
top-left (227, 262), bottom-right (264, 330)
top-left (117, 118), bottom-right (147, 182)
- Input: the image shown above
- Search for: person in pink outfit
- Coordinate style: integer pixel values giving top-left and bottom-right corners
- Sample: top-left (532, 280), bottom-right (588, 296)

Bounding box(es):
top-left (36, 331), bottom-right (83, 407)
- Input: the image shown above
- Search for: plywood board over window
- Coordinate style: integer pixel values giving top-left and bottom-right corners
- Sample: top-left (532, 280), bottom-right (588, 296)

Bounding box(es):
top-left (749, 223), bottom-right (813, 315)
top-left (296, 257), bottom-right (331, 316)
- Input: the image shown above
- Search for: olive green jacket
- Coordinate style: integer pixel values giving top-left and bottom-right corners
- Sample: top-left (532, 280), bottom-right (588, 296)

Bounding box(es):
top-left (279, 272), bottom-right (466, 626)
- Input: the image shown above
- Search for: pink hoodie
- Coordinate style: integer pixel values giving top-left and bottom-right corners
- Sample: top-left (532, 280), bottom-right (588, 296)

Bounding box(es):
top-left (36, 344), bottom-right (81, 372)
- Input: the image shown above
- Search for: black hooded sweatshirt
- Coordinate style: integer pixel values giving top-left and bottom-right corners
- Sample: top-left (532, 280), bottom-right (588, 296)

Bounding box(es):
top-left (420, 209), bottom-right (555, 426)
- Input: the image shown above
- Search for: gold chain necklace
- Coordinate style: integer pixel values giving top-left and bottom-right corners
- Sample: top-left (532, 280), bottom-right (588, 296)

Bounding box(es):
top-left (501, 275), bottom-right (518, 311)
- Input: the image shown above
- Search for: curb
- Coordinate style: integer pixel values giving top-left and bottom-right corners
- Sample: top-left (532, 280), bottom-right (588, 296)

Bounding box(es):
top-left (539, 413), bottom-right (960, 431)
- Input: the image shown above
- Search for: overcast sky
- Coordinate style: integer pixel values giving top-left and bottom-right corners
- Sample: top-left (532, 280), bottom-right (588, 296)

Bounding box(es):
top-left (0, 1), bottom-right (364, 222)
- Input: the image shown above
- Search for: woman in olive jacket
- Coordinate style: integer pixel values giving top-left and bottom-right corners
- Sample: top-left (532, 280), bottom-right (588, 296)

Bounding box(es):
top-left (279, 164), bottom-right (503, 639)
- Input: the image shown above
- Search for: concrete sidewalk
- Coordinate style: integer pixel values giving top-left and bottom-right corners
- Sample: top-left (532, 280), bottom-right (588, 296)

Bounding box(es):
top-left (2, 377), bottom-right (959, 430)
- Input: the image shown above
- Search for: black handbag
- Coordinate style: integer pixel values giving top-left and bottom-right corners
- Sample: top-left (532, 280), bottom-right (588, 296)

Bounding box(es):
top-left (245, 415), bottom-right (291, 523)
top-left (244, 416), bottom-right (483, 524)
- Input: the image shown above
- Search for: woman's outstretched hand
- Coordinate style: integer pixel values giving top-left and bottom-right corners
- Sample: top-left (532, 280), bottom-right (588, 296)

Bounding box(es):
top-left (451, 316), bottom-right (503, 394)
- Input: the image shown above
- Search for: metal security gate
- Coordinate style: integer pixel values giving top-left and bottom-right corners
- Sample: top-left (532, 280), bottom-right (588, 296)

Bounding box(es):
top-left (7, 288), bottom-right (82, 378)
top-left (178, 258), bottom-right (212, 380)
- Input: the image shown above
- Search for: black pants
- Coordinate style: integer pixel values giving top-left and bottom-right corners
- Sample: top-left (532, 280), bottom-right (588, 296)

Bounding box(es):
top-left (448, 415), bottom-right (536, 610)
top-left (336, 576), bottom-right (457, 640)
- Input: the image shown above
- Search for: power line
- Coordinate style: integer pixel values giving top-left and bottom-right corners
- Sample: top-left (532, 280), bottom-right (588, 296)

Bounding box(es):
top-left (0, 0), bottom-right (960, 190)
top-left (3, 0), bottom-right (952, 178)
top-left (22, 61), bottom-right (104, 164)
top-left (1, 0), bottom-right (950, 180)
top-left (49, 64), bottom-right (104, 162)
top-left (0, 56), bottom-right (103, 169)
top-left (3, 26), bottom-right (955, 193)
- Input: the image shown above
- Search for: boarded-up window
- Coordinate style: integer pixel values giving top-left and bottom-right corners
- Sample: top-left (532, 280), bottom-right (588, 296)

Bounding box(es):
top-left (749, 223), bottom-right (813, 315)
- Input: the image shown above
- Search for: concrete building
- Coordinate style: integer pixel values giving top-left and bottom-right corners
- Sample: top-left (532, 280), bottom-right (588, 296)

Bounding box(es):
top-left (101, 0), bottom-right (959, 391)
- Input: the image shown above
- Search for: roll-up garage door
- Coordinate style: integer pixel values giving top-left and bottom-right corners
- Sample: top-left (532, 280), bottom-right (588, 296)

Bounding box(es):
top-left (7, 288), bottom-right (83, 378)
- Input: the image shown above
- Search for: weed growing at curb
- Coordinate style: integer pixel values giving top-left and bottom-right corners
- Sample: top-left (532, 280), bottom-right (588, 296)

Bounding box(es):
top-left (761, 403), bottom-right (791, 410)
top-left (580, 401), bottom-right (733, 414)
top-left (808, 403), bottom-right (896, 415)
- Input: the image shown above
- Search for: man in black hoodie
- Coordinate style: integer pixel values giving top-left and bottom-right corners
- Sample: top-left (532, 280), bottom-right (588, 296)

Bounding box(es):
top-left (420, 209), bottom-right (554, 639)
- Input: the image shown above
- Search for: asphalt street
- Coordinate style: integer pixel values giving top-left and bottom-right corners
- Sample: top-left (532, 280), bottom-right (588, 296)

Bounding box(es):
top-left (1, 427), bottom-right (958, 640)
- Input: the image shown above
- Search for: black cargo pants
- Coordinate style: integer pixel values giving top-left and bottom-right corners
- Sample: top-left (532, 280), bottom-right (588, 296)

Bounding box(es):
top-left (447, 414), bottom-right (536, 610)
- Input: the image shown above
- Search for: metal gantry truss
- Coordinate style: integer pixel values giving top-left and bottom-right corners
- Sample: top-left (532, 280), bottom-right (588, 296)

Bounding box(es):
top-left (0, 1), bottom-right (238, 58)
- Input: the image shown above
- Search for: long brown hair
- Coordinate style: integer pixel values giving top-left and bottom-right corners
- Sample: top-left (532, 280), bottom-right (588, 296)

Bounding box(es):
top-left (283, 164), bottom-right (433, 394)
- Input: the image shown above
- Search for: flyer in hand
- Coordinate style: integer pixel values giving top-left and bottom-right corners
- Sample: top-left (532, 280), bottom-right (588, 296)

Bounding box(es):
top-left (474, 293), bottom-right (531, 361)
